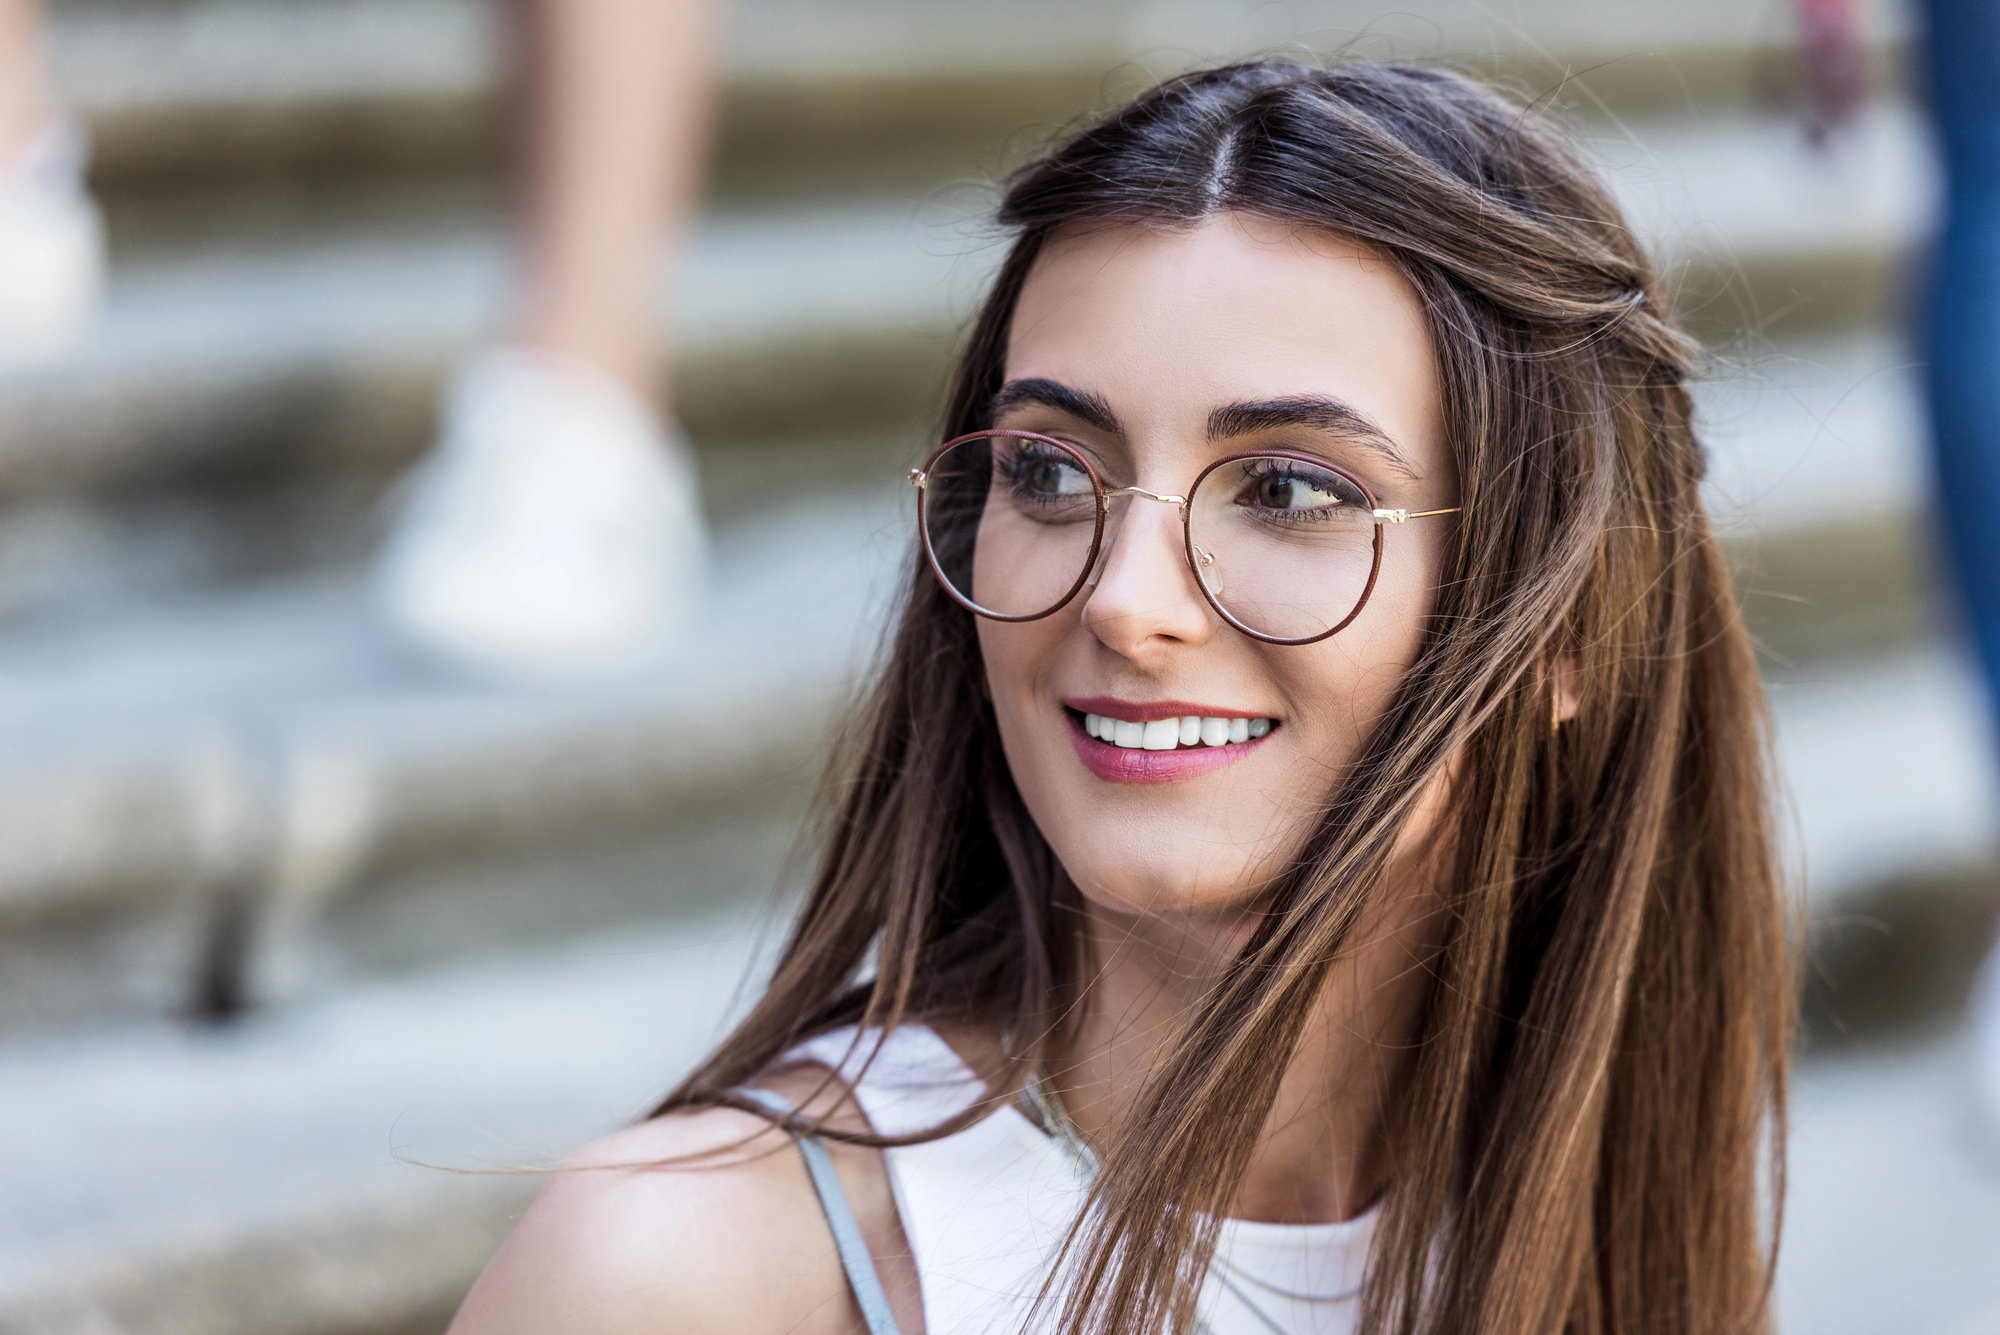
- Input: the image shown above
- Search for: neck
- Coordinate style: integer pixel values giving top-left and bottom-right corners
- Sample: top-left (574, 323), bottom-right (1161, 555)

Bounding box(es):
top-left (1052, 861), bottom-right (1445, 1225)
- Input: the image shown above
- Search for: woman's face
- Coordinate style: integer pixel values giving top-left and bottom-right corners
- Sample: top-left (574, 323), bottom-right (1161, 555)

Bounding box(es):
top-left (980, 214), bottom-right (1458, 917)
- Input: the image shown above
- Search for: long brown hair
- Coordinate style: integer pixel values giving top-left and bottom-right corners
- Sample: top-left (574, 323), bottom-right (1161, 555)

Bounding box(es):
top-left (658, 59), bottom-right (1791, 1335)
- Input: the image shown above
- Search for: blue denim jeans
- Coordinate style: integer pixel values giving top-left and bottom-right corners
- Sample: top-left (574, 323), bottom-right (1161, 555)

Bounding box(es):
top-left (1922, 0), bottom-right (2000, 734)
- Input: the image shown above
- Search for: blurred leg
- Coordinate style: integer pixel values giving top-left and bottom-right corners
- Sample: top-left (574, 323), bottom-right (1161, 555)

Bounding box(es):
top-left (0, 0), bottom-right (49, 167)
top-left (509, 0), bottom-right (720, 403)
top-left (375, 0), bottom-right (721, 678)
top-left (1922, 0), bottom-right (2000, 729)
top-left (1922, 0), bottom-right (2000, 1134)
top-left (0, 0), bottom-right (104, 367)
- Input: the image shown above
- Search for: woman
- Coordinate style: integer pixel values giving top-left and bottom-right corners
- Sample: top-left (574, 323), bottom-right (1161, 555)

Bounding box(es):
top-left (450, 60), bottom-right (1791, 1335)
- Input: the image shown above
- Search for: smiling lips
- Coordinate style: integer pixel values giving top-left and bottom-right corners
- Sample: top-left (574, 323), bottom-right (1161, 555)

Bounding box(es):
top-left (1063, 699), bottom-right (1278, 783)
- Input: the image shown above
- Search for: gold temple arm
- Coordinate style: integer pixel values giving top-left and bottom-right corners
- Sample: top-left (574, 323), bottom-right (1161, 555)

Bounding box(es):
top-left (1371, 506), bottom-right (1461, 524)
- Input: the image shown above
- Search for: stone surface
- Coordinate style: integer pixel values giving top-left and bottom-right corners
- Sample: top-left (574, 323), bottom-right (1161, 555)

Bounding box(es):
top-left (1770, 648), bottom-right (2000, 906)
top-left (50, 0), bottom-right (1911, 218)
top-left (0, 308), bottom-right (1971, 1034)
top-left (5, 877), bottom-right (1997, 1335)
top-left (3, 4), bottom-right (1987, 1330)
top-left (0, 900), bottom-right (775, 1333)
top-left (0, 552), bottom-right (1984, 1039)
top-left (1803, 861), bottom-right (2000, 1051)
top-left (3, 0), bottom-right (1939, 628)
top-left (1778, 1027), bottom-right (2000, 1335)
top-left (0, 483), bottom-right (906, 1030)
top-left (0, 197), bottom-right (985, 496)
top-left (0, 107), bottom-right (1937, 620)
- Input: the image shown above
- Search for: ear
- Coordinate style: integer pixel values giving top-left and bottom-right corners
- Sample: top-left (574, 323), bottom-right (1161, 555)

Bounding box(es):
top-left (1549, 651), bottom-right (1582, 728)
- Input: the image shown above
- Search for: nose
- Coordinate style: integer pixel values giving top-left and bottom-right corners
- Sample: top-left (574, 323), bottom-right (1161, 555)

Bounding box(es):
top-left (1081, 494), bottom-right (1218, 657)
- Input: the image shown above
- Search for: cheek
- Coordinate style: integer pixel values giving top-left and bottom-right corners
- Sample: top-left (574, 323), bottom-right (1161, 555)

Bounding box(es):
top-left (978, 616), bottom-right (1040, 695)
top-left (1352, 536), bottom-right (1447, 673)
top-left (976, 616), bottom-right (1071, 766)
top-left (1249, 561), bottom-right (1443, 809)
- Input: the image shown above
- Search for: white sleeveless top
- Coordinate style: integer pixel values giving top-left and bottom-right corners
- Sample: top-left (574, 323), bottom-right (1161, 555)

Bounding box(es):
top-left (790, 1025), bottom-right (1377, 1335)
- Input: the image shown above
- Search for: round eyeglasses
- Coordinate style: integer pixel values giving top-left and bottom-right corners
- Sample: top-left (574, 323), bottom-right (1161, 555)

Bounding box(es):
top-left (910, 430), bottom-right (1461, 646)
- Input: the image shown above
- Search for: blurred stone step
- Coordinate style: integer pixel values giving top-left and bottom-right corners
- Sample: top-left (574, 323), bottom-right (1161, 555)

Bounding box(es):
top-left (0, 194), bottom-right (986, 618)
top-left (48, 0), bottom-right (1911, 234)
top-left (1589, 103), bottom-right (1935, 341)
top-left (1770, 648), bottom-right (2000, 908)
top-left (0, 472), bottom-right (1981, 1044)
top-left (1698, 331), bottom-right (1931, 534)
top-left (0, 96), bottom-right (1936, 623)
top-left (1800, 858), bottom-right (2000, 1054)
top-left (0, 903), bottom-right (770, 1335)
top-left (0, 308), bottom-right (1958, 1028)
top-left (5, 865), bottom-right (1997, 1335)
top-left (1697, 330), bottom-right (1942, 665)
top-left (0, 193), bottom-right (986, 495)
top-left (0, 481), bottom-right (906, 1036)
top-left (1777, 1025), bottom-right (2000, 1334)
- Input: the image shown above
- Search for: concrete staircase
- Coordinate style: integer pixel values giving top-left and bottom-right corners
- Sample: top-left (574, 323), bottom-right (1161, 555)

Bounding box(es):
top-left (4, 1), bottom-right (1996, 1331)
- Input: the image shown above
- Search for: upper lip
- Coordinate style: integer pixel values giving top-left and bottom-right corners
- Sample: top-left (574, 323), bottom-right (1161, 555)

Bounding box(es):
top-left (1062, 696), bottom-right (1274, 723)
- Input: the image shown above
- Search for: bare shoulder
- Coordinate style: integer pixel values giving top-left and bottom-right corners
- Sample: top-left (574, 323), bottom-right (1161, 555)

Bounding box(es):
top-left (448, 1102), bottom-right (862, 1335)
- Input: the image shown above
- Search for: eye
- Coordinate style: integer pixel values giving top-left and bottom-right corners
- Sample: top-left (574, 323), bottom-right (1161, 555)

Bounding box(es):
top-left (1238, 461), bottom-right (1367, 518)
top-left (1003, 442), bottom-right (1094, 498)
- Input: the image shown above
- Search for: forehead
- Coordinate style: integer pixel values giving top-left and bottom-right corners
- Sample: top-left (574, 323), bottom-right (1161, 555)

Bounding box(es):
top-left (1004, 215), bottom-right (1446, 475)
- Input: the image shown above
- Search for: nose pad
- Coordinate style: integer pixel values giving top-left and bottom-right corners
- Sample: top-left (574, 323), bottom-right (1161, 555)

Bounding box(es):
top-left (1191, 543), bottom-right (1219, 598)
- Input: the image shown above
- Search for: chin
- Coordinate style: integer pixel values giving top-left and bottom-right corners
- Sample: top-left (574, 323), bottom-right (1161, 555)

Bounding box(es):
top-left (1059, 845), bottom-right (1271, 921)
top-left (1014, 779), bottom-right (1293, 921)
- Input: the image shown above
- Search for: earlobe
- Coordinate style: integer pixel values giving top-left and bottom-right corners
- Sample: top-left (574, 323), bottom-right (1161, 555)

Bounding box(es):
top-left (1547, 652), bottom-right (1581, 735)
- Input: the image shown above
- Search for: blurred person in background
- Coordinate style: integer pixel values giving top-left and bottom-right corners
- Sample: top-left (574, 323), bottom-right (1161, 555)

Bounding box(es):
top-left (0, 0), bottom-right (105, 369)
top-left (1801, 0), bottom-right (2000, 1137)
top-left (0, 0), bottom-right (719, 678)
top-left (375, 0), bottom-right (722, 682)
top-left (1914, 0), bottom-right (2000, 1137)
top-left (446, 61), bottom-right (1792, 1335)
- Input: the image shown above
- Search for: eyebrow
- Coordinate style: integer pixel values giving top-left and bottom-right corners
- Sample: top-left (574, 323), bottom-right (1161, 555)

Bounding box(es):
top-left (989, 378), bottom-right (1121, 435)
top-left (989, 379), bottom-right (1420, 481)
top-left (1207, 396), bottom-right (1421, 480)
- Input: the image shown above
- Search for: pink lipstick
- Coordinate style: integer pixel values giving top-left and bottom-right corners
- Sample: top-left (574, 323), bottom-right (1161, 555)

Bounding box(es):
top-left (1062, 705), bottom-right (1276, 784)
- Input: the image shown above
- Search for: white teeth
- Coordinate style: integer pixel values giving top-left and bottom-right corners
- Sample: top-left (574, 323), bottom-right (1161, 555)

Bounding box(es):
top-left (1083, 710), bottom-right (1277, 750)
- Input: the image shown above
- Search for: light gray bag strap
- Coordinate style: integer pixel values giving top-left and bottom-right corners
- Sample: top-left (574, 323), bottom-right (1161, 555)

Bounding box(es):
top-left (740, 1087), bottom-right (904, 1335)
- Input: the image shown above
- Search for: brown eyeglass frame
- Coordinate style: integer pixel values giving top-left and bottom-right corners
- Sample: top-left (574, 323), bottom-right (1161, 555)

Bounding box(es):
top-left (908, 429), bottom-right (1461, 647)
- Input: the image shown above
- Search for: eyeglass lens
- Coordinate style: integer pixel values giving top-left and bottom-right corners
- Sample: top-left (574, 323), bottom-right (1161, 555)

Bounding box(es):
top-left (920, 433), bottom-right (1379, 640)
top-left (921, 433), bottom-right (1100, 619)
top-left (1185, 453), bottom-right (1379, 641)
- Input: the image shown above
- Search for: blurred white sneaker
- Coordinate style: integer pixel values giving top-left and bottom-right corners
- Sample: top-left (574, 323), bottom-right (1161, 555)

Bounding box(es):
top-left (375, 348), bottom-right (707, 682)
top-left (0, 121), bottom-right (105, 369)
